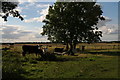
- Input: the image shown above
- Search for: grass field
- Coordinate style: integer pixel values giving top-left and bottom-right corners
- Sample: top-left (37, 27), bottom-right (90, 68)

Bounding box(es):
top-left (1, 43), bottom-right (120, 79)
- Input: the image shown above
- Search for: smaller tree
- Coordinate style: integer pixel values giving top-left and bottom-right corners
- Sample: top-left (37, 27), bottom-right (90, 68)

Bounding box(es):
top-left (0, 1), bottom-right (23, 21)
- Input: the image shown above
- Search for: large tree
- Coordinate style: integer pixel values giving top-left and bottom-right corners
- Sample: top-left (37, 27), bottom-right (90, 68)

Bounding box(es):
top-left (42, 2), bottom-right (105, 55)
top-left (0, 1), bottom-right (23, 21)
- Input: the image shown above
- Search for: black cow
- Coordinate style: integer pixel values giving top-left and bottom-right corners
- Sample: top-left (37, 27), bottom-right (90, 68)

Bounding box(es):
top-left (2, 47), bottom-right (10, 51)
top-left (22, 45), bottom-right (43, 56)
top-left (54, 48), bottom-right (64, 53)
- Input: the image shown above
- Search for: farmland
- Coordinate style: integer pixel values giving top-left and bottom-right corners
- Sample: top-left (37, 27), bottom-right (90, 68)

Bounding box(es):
top-left (1, 43), bottom-right (120, 79)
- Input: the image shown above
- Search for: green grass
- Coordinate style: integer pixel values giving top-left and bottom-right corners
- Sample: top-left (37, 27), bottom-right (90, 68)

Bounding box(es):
top-left (2, 49), bottom-right (119, 79)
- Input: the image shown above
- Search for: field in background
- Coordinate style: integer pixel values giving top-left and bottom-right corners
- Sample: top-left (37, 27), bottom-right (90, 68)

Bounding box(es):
top-left (1, 43), bottom-right (120, 79)
top-left (1, 42), bottom-right (120, 53)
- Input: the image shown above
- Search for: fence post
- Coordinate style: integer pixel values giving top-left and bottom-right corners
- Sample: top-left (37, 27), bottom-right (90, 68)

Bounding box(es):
top-left (82, 46), bottom-right (85, 51)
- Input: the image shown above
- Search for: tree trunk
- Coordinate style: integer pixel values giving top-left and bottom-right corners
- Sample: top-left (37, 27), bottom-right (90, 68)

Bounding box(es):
top-left (68, 43), bottom-right (74, 55)
top-left (65, 43), bottom-right (69, 51)
top-left (73, 43), bottom-right (77, 49)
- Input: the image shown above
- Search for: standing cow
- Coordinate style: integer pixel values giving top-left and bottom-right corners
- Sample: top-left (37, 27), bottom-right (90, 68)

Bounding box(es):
top-left (22, 45), bottom-right (43, 56)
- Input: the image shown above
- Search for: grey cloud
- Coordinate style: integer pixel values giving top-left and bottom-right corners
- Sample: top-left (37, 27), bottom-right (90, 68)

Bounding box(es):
top-left (1, 25), bottom-right (33, 39)
top-left (99, 24), bottom-right (118, 35)
top-left (34, 34), bottom-right (42, 38)
top-left (110, 29), bottom-right (119, 34)
top-left (2, 26), bottom-right (18, 34)
top-left (1, 24), bottom-right (48, 42)
top-left (97, 16), bottom-right (118, 35)
top-left (97, 16), bottom-right (112, 27)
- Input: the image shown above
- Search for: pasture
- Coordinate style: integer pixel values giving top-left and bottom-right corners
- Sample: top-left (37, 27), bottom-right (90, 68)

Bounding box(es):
top-left (1, 43), bottom-right (120, 79)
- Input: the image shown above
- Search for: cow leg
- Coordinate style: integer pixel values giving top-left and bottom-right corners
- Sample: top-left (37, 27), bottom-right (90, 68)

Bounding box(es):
top-left (36, 53), bottom-right (37, 56)
top-left (28, 52), bottom-right (30, 54)
top-left (22, 52), bottom-right (26, 56)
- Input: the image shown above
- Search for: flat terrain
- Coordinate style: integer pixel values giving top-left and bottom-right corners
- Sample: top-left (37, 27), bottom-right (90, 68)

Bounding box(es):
top-left (1, 43), bottom-right (120, 79)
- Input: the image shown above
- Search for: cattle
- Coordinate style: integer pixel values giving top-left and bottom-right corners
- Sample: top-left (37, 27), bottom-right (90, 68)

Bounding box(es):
top-left (54, 48), bottom-right (64, 53)
top-left (22, 45), bottom-right (43, 56)
top-left (2, 47), bottom-right (10, 51)
top-left (42, 48), bottom-right (48, 53)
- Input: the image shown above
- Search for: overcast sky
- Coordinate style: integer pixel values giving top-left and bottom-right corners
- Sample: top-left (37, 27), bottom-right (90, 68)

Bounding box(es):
top-left (0, 1), bottom-right (119, 43)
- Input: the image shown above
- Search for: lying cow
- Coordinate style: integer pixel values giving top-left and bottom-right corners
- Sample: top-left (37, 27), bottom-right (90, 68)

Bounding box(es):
top-left (22, 45), bottom-right (43, 56)
top-left (54, 48), bottom-right (64, 53)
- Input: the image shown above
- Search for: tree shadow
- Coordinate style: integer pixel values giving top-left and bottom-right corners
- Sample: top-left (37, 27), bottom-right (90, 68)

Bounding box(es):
top-left (35, 55), bottom-right (86, 62)
top-left (88, 51), bottom-right (120, 56)
top-left (2, 66), bottom-right (28, 80)
top-left (2, 51), bottom-right (29, 79)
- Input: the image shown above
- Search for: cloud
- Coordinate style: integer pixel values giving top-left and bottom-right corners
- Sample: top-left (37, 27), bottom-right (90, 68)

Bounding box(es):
top-left (110, 29), bottom-right (119, 34)
top-left (36, 4), bottom-right (50, 8)
top-left (34, 27), bottom-right (43, 33)
top-left (24, 16), bottom-right (45, 23)
top-left (21, 15), bottom-right (27, 18)
top-left (25, 2), bottom-right (36, 7)
top-left (14, 6), bottom-right (23, 13)
top-left (40, 7), bottom-right (49, 16)
top-left (97, 16), bottom-right (112, 27)
top-left (18, 0), bottom-right (54, 3)
top-left (1, 25), bottom-right (33, 39)
top-left (101, 33), bottom-right (118, 41)
top-left (24, 4), bottom-right (49, 23)
top-left (27, 0), bottom-right (37, 2)
top-left (99, 24), bottom-right (118, 35)
top-left (96, 16), bottom-right (118, 35)
top-left (1, 24), bottom-right (49, 42)
top-left (18, 0), bottom-right (36, 3)
top-left (99, 26), bottom-right (112, 34)
top-left (0, 17), bottom-right (6, 25)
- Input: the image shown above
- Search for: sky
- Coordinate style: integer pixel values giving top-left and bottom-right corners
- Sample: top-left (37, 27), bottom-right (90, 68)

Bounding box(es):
top-left (0, 1), bottom-right (119, 43)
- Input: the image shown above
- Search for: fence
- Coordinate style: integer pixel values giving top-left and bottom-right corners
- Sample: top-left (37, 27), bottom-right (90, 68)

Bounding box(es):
top-left (79, 45), bottom-right (120, 51)
top-left (1, 43), bottom-right (120, 52)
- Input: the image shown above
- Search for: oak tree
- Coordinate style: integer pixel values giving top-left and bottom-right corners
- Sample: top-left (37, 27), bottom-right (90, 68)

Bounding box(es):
top-left (42, 2), bottom-right (105, 55)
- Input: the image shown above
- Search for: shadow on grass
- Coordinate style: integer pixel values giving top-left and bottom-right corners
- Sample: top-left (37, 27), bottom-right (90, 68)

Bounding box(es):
top-left (35, 55), bottom-right (87, 62)
top-left (2, 68), bottom-right (28, 80)
top-left (35, 50), bottom-right (120, 62)
top-left (2, 51), bottom-right (29, 79)
top-left (88, 51), bottom-right (120, 56)
top-left (2, 60), bottom-right (29, 80)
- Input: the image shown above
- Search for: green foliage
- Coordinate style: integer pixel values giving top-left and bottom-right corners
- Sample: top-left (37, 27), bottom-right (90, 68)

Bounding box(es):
top-left (0, 1), bottom-right (24, 21)
top-left (42, 2), bottom-right (105, 44)
top-left (42, 2), bottom-right (105, 55)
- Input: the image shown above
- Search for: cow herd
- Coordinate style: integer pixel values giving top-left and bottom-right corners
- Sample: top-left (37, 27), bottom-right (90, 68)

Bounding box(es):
top-left (22, 45), bottom-right (65, 56)
top-left (1, 44), bottom-right (70, 56)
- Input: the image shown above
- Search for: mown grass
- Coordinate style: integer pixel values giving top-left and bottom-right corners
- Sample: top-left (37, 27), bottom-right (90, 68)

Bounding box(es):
top-left (2, 47), bottom-right (119, 79)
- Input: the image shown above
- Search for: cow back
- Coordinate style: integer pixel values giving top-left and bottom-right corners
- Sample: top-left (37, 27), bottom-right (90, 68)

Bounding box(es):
top-left (22, 45), bottom-right (40, 53)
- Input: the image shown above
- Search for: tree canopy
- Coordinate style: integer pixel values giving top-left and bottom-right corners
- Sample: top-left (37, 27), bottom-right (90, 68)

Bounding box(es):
top-left (0, 1), bottom-right (23, 21)
top-left (42, 2), bottom-right (105, 55)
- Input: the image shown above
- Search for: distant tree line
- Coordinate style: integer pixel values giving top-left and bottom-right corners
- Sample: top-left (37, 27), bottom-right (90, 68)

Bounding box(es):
top-left (1, 41), bottom-right (120, 45)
